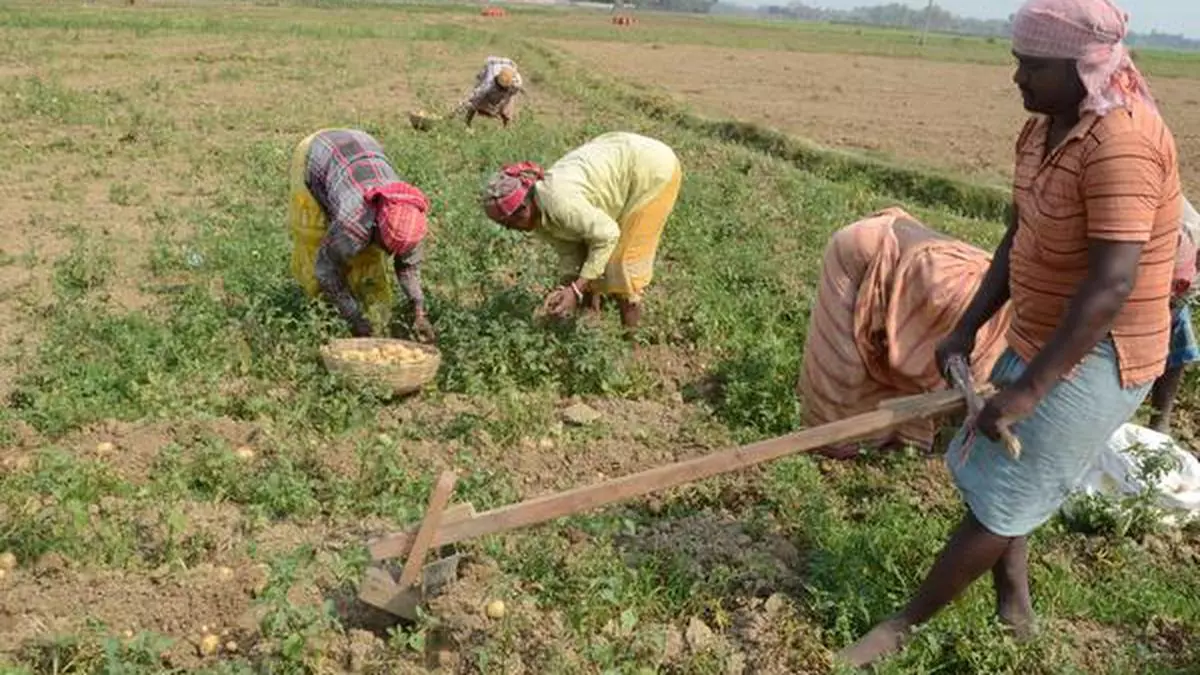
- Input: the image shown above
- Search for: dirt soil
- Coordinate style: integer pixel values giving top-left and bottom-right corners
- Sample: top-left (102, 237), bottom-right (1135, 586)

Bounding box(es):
top-left (615, 509), bottom-right (805, 597)
top-left (0, 558), bottom-right (270, 669)
top-left (414, 518), bottom-right (829, 674)
top-left (554, 40), bottom-right (1200, 192)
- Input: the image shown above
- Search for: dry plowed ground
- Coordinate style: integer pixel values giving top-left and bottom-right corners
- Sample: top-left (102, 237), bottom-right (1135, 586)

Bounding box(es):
top-left (555, 39), bottom-right (1200, 189)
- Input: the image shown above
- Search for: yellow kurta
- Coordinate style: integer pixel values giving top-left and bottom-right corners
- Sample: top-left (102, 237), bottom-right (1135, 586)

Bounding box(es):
top-left (533, 131), bottom-right (682, 299)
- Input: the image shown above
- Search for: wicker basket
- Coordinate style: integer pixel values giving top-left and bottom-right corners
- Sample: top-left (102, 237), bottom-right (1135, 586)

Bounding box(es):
top-left (408, 110), bottom-right (442, 132)
top-left (320, 338), bottom-right (441, 396)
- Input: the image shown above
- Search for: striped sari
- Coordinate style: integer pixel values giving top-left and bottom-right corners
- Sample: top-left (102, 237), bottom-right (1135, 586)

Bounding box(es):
top-left (796, 207), bottom-right (1013, 458)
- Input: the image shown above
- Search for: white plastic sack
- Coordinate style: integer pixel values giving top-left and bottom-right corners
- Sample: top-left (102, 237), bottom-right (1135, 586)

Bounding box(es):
top-left (1069, 423), bottom-right (1200, 526)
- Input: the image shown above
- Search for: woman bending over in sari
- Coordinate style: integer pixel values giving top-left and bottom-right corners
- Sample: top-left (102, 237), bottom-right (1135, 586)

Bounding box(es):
top-left (481, 131), bottom-right (682, 332)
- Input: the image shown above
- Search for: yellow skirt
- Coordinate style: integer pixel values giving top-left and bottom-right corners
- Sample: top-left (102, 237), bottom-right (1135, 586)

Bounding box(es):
top-left (287, 130), bottom-right (394, 326)
top-left (594, 163), bottom-right (682, 303)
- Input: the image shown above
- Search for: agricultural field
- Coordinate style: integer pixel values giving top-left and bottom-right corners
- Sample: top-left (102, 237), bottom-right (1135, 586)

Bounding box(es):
top-left (0, 1), bottom-right (1198, 674)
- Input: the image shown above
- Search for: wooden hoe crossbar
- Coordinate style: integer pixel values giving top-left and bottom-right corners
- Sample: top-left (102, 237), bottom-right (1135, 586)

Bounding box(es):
top-left (359, 385), bottom-right (989, 619)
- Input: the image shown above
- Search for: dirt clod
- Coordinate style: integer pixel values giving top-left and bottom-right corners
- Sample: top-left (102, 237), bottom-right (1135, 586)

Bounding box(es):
top-left (561, 403), bottom-right (601, 426)
top-left (33, 552), bottom-right (71, 577)
top-left (345, 629), bottom-right (380, 673)
top-left (1, 455), bottom-right (33, 473)
top-left (435, 649), bottom-right (458, 669)
top-left (685, 616), bottom-right (717, 653)
top-left (727, 650), bottom-right (748, 675)
top-left (663, 624), bottom-right (685, 661)
top-left (763, 593), bottom-right (789, 616)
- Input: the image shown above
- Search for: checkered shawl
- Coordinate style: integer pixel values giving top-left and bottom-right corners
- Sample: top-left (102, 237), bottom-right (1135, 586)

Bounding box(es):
top-left (306, 129), bottom-right (407, 246)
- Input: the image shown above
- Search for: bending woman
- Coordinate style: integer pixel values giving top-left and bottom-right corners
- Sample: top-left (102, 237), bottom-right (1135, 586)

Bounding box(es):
top-left (451, 56), bottom-right (524, 129)
top-left (481, 131), bottom-right (682, 331)
top-left (798, 207), bottom-right (1013, 459)
top-left (288, 128), bottom-right (435, 342)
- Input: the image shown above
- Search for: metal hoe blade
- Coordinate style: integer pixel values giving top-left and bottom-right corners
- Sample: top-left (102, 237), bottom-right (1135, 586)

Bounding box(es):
top-left (358, 472), bottom-right (467, 621)
top-left (359, 550), bottom-right (463, 621)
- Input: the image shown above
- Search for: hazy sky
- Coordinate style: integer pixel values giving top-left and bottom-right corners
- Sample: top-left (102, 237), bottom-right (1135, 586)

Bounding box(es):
top-left (723, 0), bottom-right (1200, 38)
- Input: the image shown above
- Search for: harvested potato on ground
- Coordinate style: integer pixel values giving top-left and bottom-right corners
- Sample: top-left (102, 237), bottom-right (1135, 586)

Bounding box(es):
top-left (0, 552), bottom-right (16, 571)
top-left (199, 633), bottom-right (220, 656)
top-left (485, 599), bottom-right (506, 619)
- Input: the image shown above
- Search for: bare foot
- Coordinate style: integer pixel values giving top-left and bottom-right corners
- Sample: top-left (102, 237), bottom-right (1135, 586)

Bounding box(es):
top-left (618, 300), bottom-right (641, 330)
top-left (998, 562), bottom-right (1036, 634)
top-left (836, 616), bottom-right (911, 668)
top-left (998, 602), bottom-right (1037, 640)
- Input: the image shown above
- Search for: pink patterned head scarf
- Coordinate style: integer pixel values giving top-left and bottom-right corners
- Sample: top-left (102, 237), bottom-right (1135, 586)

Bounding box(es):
top-left (365, 182), bottom-right (429, 256)
top-left (482, 161), bottom-right (544, 223)
top-left (1011, 0), bottom-right (1155, 116)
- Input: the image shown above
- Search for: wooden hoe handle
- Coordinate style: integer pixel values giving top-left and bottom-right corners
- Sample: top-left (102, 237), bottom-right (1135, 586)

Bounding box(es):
top-left (945, 355), bottom-right (1022, 459)
top-left (396, 470), bottom-right (457, 589)
top-left (369, 387), bottom-right (973, 561)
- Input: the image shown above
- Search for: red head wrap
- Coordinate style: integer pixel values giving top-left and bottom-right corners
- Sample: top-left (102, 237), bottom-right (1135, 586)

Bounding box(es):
top-left (365, 182), bottom-right (429, 256)
top-left (482, 161), bottom-right (544, 223)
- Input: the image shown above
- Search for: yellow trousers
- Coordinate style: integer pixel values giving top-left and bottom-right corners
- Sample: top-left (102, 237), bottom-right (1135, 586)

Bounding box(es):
top-left (287, 130), bottom-right (394, 326)
top-left (595, 164), bottom-right (682, 303)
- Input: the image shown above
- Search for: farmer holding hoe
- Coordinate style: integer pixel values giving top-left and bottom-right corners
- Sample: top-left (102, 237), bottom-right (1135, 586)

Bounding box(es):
top-left (481, 131), bottom-right (683, 332)
top-left (839, 0), bottom-right (1183, 667)
top-left (451, 56), bottom-right (524, 129)
top-left (799, 198), bottom-right (1198, 458)
top-left (288, 128), bottom-right (436, 342)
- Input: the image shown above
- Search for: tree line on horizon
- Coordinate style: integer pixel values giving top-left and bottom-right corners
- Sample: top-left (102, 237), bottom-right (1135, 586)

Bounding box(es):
top-left (696, 1), bottom-right (1199, 50)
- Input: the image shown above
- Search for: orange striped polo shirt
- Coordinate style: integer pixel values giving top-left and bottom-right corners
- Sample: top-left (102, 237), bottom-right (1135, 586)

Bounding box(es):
top-left (1009, 97), bottom-right (1182, 388)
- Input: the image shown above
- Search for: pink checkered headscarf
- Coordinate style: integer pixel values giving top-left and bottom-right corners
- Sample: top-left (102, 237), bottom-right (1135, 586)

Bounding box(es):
top-left (365, 182), bottom-right (429, 257)
top-left (482, 162), bottom-right (544, 223)
top-left (1011, 0), bottom-right (1155, 116)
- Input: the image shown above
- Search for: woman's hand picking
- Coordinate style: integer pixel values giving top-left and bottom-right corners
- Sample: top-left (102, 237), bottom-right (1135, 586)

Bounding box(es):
top-left (542, 284), bottom-right (580, 318)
